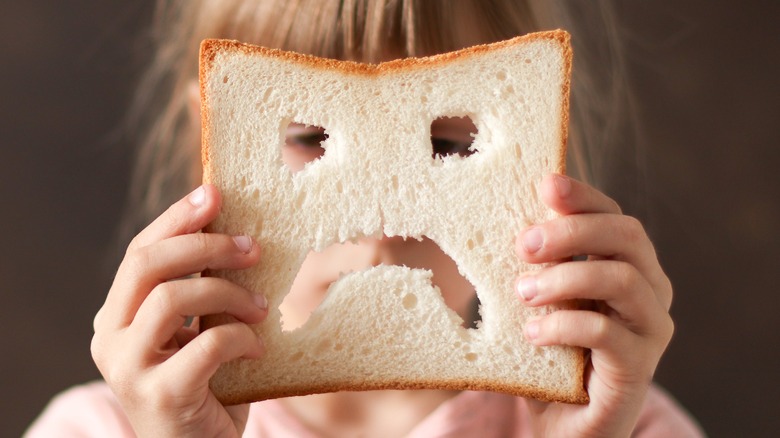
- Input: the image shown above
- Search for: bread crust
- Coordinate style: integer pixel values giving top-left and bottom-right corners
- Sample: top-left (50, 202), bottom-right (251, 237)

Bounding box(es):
top-left (199, 30), bottom-right (585, 406)
top-left (218, 376), bottom-right (589, 407)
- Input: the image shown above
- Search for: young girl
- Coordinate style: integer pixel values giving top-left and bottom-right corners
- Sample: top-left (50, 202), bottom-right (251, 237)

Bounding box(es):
top-left (28, 0), bottom-right (704, 436)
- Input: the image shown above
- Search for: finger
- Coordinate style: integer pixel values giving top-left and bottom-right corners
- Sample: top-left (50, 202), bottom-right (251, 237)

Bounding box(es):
top-left (122, 233), bottom-right (260, 294)
top-left (226, 404), bottom-right (252, 434)
top-left (158, 322), bottom-right (265, 395)
top-left (524, 310), bottom-right (634, 357)
top-left (102, 233), bottom-right (260, 329)
top-left (130, 277), bottom-right (268, 353)
top-left (173, 316), bottom-right (200, 347)
top-left (516, 214), bottom-right (665, 290)
top-left (129, 184), bottom-right (221, 251)
top-left (539, 174), bottom-right (622, 215)
top-left (516, 261), bottom-right (663, 334)
top-left (523, 310), bottom-right (668, 418)
top-left (525, 309), bottom-right (674, 384)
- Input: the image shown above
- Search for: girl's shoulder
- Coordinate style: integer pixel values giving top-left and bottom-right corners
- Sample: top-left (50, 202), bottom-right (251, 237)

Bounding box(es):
top-left (24, 381), bottom-right (134, 437)
top-left (247, 386), bottom-right (704, 438)
top-left (247, 390), bottom-right (533, 437)
top-left (26, 381), bottom-right (704, 437)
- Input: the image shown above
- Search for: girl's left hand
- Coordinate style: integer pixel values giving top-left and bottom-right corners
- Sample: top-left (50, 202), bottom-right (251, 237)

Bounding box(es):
top-left (516, 174), bottom-right (674, 437)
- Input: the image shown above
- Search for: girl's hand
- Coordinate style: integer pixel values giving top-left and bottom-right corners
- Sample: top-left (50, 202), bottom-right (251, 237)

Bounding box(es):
top-left (516, 174), bottom-right (674, 437)
top-left (91, 185), bottom-right (267, 438)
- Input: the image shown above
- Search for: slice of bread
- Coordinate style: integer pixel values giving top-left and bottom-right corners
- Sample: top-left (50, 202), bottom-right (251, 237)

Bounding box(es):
top-left (199, 30), bottom-right (588, 405)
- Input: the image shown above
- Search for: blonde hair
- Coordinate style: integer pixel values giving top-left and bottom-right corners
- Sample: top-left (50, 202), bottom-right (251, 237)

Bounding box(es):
top-left (122, 0), bottom-right (632, 239)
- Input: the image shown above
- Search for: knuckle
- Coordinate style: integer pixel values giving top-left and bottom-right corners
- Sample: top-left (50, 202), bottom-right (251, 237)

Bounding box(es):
top-left (546, 312), bottom-right (568, 344)
top-left (150, 282), bottom-right (177, 315)
top-left (191, 232), bottom-right (213, 255)
top-left (562, 216), bottom-right (580, 240)
top-left (661, 276), bottom-right (674, 310)
top-left (611, 263), bottom-right (641, 295)
top-left (546, 314), bottom-right (562, 340)
top-left (553, 265), bottom-right (583, 299)
top-left (161, 208), bottom-right (184, 232)
top-left (122, 246), bottom-right (153, 280)
top-left (620, 215), bottom-right (646, 244)
top-left (92, 308), bottom-right (104, 332)
top-left (550, 267), bottom-right (569, 295)
top-left (90, 334), bottom-right (106, 368)
top-left (555, 216), bottom-right (581, 251)
top-left (127, 233), bottom-right (145, 252)
top-left (590, 313), bottom-right (612, 348)
top-left (195, 327), bottom-right (224, 363)
top-left (609, 198), bottom-right (623, 215)
top-left (661, 312), bottom-right (675, 344)
top-left (157, 203), bottom-right (190, 238)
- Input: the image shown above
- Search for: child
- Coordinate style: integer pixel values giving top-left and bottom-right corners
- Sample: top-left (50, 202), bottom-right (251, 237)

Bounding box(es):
top-left (27, 0), bottom-right (704, 436)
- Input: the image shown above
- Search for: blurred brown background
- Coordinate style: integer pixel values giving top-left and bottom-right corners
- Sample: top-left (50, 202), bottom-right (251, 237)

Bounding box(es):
top-left (1, 1), bottom-right (778, 436)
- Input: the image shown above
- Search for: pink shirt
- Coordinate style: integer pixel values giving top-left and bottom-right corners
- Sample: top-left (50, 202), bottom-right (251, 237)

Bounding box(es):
top-left (26, 381), bottom-right (704, 437)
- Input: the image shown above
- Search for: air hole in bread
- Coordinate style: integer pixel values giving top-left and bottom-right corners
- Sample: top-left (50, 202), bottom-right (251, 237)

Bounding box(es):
top-left (315, 339), bottom-right (332, 355)
top-left (279, 236), bottom-right (482, 332)
top-left (430, 116), bottom-right (478, 160)
top-left (464, 352), bottom-right (478, 362)
top-left (402, 293), bottom-right (418, 310)
top-left (289, 351), bottom-right (304, 362)
top-left (502, 84), bottom-right (515, 97)
top-left (282, 122), bottom-right (329, 173)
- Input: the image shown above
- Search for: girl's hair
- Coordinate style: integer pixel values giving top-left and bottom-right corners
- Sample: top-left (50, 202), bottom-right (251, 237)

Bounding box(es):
top-left (121, 0), bottom-right (633, 241)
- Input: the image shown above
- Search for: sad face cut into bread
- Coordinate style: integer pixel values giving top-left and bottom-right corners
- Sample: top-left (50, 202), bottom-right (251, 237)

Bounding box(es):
top-left (199, 29), bottom-right (588, 405)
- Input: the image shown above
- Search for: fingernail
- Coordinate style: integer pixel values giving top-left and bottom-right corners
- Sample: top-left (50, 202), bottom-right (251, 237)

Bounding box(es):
top-left (189, 185), bottom-right (206, 207)
top-left (522, 227), bottom-right (544, 254)
top-left (554, 175), bottom-right (571, 198)
top-left (254, 294), bottom-right (268, 309)
top-left (233, 235), bottom-right (253, 253)
top-left (516, 276), bottom-right (538, 301)
top-left (524, 319), bottom-right (541, 341)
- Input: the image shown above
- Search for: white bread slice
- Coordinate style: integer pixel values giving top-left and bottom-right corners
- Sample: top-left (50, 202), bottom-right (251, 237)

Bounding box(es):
top-left (199, 30), bottom-right (588, 405)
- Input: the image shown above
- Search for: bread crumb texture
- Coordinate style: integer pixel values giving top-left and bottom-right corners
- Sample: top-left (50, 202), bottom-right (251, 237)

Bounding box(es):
top-left (199, 30), bottom-right (587, 405)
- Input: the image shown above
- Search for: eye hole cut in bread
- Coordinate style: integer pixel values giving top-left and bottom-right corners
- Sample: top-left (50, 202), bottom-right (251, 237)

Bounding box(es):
top-left (282, 116), bottom-right (478, 175)
top-left (430, 115), bottom-right (479, 160)
top-left (199, 30), bottom-right (588, 406)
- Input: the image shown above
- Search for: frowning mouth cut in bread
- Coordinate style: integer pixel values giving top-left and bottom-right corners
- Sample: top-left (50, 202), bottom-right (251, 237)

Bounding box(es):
top-left (199, 30), bottom-right (588, 405)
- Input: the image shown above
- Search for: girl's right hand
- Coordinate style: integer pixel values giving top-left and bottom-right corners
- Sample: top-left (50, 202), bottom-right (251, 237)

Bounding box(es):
top-left (91, 184), bottom-right (267, 438)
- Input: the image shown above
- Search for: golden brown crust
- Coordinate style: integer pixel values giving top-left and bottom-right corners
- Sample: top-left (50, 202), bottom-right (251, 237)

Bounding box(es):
top-left (198, 42), bottom-right (214, 187)
top-left (216, 376), bottom-right (588, 407)
top-left (200, 30), bottom-right (569, 76)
